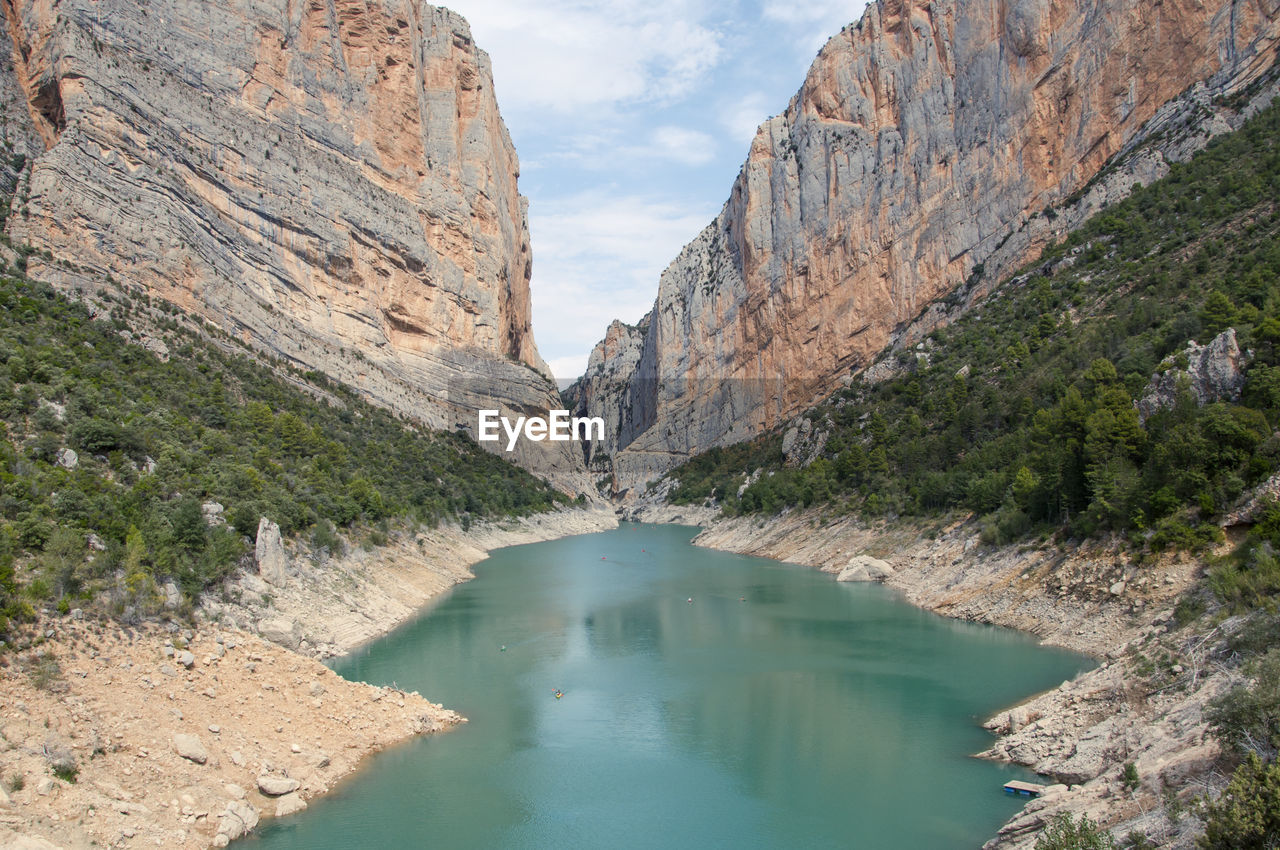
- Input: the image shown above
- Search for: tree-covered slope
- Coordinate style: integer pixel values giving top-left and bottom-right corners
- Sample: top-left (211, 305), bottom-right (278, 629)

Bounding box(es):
top-left (0, 276), bottom-right (564, 633)
top-left (667, 98), bottom-right (1280, 559)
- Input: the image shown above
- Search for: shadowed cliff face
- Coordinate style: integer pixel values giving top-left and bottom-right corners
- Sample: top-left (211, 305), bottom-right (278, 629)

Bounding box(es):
top-left (0, 0), bottom-right (584, 483)
top-left (575, 0), bottom-right (1280, 494)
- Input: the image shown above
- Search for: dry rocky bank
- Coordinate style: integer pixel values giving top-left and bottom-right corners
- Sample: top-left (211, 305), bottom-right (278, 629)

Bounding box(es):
top-left (0, 507), bottom-right (617, 849)
top-left (631, 503), bottom-right (1233, 849)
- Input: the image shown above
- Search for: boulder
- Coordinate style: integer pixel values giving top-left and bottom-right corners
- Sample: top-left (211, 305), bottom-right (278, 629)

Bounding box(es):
top-left (255, 517), bottom-right (288, 587)
top-left (178, 650), bottom-right (196, 668)
top-left (217, 799), bottom-right (259, 841)
top-left (173, 733), bottom-right (208, 765)
top-left (257, 775), bottom-right (300, 796)
top-left (274, 791), bottom-right (307, 816)
top-left (202, 502), bottom-right (226, 525)
top-left (258, 617), bottom-right (301, 650)
top-left (162, 581), bottom-right (181, 610)
top-left (55, 448), bottom-right (77, 470)
top-left (837, 555), bottom-right (895, 582)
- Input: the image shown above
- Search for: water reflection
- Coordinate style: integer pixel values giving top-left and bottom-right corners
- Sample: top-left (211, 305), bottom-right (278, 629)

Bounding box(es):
top-left (250, 523), bottom-right (1091, 850)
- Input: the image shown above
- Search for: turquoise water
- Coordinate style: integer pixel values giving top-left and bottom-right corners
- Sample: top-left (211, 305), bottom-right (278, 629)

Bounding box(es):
top-left (246, 523), bottom-right (1090, 849)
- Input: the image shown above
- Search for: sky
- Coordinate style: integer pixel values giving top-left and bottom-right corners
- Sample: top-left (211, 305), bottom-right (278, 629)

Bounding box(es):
top-left (450, 0), bottom-right (870, 382)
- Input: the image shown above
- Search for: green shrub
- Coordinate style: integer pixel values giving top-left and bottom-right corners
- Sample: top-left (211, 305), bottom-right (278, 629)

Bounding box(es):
top-left (1199, 754), bottom-right (1280, 849)
top-left (1122, 761), bottom-right (1140, 791)
top-left (1034, 813), bottom-right (1118, 850)
top-left (1206, 648), bottom-right (1280, 760)
top-left (26, 654), bottom-right (64, 691)
top-left (0, 273), bottom-right (566, 629)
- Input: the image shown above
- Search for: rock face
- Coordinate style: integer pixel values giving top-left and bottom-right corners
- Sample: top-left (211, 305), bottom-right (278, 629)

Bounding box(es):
top-left (1137, 328), bottom-right (1249, 421)
top-left (0, 0), bottom-right (581, 481)
top-left (836, 555), bottom-right (894, 583)
top-left (579, 0), bottom-right (1280, 493)
top-left (565, 317), bottom-right (653, 468)
top-left (255, 517), bottom-right (289, 587)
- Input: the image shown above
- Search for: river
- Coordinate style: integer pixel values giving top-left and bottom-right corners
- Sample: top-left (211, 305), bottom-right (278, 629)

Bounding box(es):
top-left (246, 523), bottom-right (1090, 849)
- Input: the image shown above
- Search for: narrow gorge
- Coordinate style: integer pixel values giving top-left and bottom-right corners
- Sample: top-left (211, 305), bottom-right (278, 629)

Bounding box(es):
top-left (1, 0), bottom-right (1279, 848)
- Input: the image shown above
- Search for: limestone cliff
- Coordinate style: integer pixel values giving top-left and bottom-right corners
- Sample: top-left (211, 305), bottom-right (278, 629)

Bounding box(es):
top-left (564, 316), bottom-right (653, 468)
top-left (579, 0), bottom-right (1280, 493)
top-left (0, 0), bottom-right (581, 481)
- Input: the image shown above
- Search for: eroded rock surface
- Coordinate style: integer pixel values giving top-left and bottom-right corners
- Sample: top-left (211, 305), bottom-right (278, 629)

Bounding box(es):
top-left (1137, 328), bottom-right (1249, 421)
top-left (580, 0), bottom-right (1280, 493)
top-left (0, 0), bottom-right (581, 481)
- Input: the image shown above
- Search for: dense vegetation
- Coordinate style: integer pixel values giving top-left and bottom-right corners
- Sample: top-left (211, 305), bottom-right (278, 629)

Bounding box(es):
top-left (1200, 628), bottom-right (1280, 849)
top-left (1033, 813), bottom-right (1121, 850)
top-left (0, 277), bottom-right (563, 633)
top-left (668, 99), bottom-right (1280, 563)
top-left (666, 98), bottom-right (1280, 848)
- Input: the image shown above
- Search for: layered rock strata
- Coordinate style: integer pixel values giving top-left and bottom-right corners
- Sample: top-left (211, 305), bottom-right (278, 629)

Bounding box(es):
top-left (575, 0), bottom-right (1280, 493)
top-left (0, 0), bottom-right (581, 480)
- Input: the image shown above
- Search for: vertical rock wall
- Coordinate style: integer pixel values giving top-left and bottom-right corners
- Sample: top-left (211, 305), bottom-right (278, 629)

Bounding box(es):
top-left (0, 0), bottom-right (582, 481)
top-left (579, 0), bottom-right (1280, 493)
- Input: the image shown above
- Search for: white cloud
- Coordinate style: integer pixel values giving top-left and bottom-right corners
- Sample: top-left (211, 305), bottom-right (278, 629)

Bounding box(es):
top-left (762, 0), bottom-right (867, 55)
top-left (546, 354), bottom-right (592, 387)
top-left (527, 190), bottom-right (719, 380)
top-left (547, 125), bottom-right (716, 169)
top-left (761, 0), bottom-right (859, 27)
top-left (648, 126), bottom-right (716, 166)
top-left (455, 0), bottom-right (725, 113)
top-left (719, 91), bottom-right (773, 150)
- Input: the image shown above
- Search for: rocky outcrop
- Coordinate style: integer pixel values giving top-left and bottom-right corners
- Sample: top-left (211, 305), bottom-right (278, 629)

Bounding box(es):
top-left (255, 517), bottom-right (289, 587)
top-left (781, 417), bottom-right (829, 468)
top-left (565, 317), bottom-right (653, 472)
top-left (0, 0), bottom-right (581, 482)
top-left (836, 555), bottom-right (893, 582)
top-left (1137, 328), bottom-right (1249, 421)
top-left (274, 792), bottom-right (307, 817)
top-left (581, 0), bottom-right (1280, 493)
top-left (217, 800), bottom-right (260, 844)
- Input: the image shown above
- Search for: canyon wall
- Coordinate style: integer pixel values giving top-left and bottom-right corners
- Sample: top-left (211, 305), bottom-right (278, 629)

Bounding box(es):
top-left (0, 0), bottom-right (582, 482)
top-left (573, 0), bottom-right (1280, 493)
